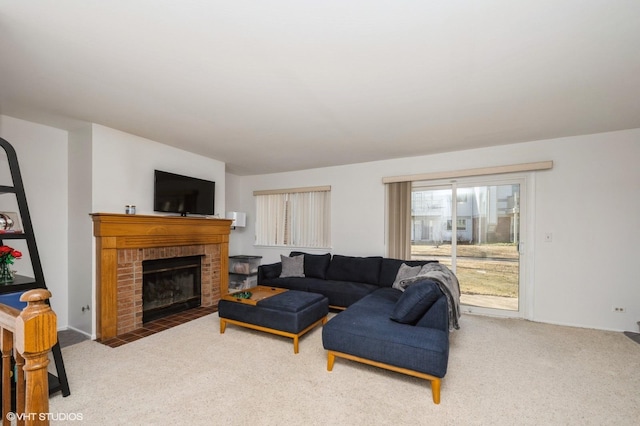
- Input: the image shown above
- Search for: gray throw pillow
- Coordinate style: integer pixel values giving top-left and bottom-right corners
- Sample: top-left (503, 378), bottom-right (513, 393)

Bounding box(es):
top-left (392, 263), bottom-right (422, 291)
top-left (279, 254), bottom-right (305, 278)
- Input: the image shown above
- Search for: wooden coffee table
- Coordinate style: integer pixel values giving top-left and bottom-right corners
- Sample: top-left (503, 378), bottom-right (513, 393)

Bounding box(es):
top-left (218, 286), bottom-right (329, 353)
top-left (220, 285), bottom-right (287, 305)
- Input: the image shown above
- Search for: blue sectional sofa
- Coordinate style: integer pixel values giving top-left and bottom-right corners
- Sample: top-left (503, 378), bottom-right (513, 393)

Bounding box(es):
top-left (257, 252), bottom-right (457, 403)
top-left (257, 251), bottom-right (437, 308)
top-left (322, 281), bottom-right (450, 404)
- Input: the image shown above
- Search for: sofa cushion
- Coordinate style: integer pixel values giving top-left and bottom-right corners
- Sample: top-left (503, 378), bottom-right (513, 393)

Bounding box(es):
top-left (415, 295), bottom-right (449, 331)
top-left (259, 276), bottom-right (310, 293)
top-left (326, 255), bottom-right (382, 284)
top-left (305, 279), bottom-right (379, 308)
top-left (259, 262), bottom-right (282, 280)
top-left (390, 280), bottom-right (442, 324)
top-left (290, 251), bottom-right (331, 279)
top-left (378, 258), bottom-right (437, 287)
top-left (391, 263), bottom-right (422, 290)
top-left (280, 255), bottom-right (305, 278)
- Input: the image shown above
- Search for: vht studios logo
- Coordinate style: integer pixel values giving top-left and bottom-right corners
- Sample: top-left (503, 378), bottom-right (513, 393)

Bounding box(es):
top-left (6, 412), bottom-right (83, 422)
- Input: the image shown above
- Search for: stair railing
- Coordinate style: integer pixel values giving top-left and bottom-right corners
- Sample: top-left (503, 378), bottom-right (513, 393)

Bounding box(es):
top-left (0, 289), bottom-right (57, 426)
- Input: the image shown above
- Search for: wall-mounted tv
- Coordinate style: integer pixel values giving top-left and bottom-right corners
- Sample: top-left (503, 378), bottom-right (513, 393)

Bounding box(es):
top-left (154, 170), bottom-right (215, 216)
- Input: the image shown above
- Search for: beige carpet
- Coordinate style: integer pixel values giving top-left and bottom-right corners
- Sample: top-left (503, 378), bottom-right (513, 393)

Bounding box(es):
top-left (49, 313), bottom-right (640, 425)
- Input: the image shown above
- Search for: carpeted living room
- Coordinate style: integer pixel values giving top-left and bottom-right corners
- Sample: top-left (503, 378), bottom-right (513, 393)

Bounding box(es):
top-left (1, 2), bottom-right (639, 425)
top-left (49, 311), bottom-right (639, 424)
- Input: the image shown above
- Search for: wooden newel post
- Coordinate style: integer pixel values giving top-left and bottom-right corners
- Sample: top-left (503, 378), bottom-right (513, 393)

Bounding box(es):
top-left (15, 289), bottom-right (57, 423)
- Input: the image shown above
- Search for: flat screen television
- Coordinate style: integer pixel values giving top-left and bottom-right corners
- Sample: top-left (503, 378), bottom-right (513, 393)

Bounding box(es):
top-left (154, 170), bottom-right (215, 216)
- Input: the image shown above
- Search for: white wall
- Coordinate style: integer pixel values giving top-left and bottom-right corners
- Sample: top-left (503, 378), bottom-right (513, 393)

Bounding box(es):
top-left (91, 125), bottom-right (226, 216)
top-left (0, 115), bottom-right (69, 327)
top-left (68, 125), bottom-right (93, 334)
top-left (225, 172), bottom-right (246, 256)
top-left (0, 117), bottom-right (228, 336)
top-left (228, 129), bottom-right (640, 332)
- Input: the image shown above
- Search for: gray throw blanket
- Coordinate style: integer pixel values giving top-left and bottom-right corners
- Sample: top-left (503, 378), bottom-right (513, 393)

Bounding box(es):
top-left (398, 263), bottom-right (461, 331)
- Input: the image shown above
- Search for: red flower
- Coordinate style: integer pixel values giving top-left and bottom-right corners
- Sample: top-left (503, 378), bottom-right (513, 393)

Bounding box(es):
top-left (0, 245), bottom-right (22, 264)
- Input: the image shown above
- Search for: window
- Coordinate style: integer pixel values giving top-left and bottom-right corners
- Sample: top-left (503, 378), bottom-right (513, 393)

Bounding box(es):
top-left (446, 219), bottom-right (467, 231)
top-left (410, 179), bottom-right (525, 316)
top-left (254, 186), bottom-right (331, 248)
top-left (385, 161), bottom-right (551, 318)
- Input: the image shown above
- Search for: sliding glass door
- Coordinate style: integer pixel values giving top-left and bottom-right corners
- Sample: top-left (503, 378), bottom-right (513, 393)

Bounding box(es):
top-left (411, 178), bottom-right (525, 315)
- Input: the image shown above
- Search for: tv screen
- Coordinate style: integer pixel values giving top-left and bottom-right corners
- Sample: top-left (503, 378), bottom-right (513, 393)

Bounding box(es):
top-left (154, 170), bottom-right (215, 216)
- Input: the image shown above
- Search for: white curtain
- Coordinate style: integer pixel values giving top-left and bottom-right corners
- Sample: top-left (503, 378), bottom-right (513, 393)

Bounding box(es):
top-left (255, 192), bottom-right (287, 245)
top-left (255, 189), bottom-right (330, 248)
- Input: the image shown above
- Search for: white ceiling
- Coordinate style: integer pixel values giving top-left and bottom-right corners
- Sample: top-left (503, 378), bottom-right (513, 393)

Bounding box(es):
top-left (1, 1), bottom-right (639, 175)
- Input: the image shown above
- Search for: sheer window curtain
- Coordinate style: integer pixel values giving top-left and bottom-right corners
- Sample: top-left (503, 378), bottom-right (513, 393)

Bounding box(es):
top-left (255, 189), bottom-right (331, 248)
top-left (255, 192), bottom-right (287, 246)
top-left (288, 191), bottom-right (331, 247)
top-left (386, 181), bottom-right (411, 259)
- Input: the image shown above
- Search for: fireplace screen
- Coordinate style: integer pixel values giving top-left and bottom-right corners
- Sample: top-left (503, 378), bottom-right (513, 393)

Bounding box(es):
top-left (142, 256), bottom-right (202, 322)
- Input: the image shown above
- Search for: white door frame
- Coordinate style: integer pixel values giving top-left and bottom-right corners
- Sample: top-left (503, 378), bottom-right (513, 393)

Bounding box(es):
top-left (413, 173), bottom-right (533, 319)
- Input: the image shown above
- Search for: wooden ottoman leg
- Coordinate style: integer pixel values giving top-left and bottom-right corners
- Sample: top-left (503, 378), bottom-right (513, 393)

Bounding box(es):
top-left (293, 336), bottom-right (299, 354)
top-left (431, 378), bottom-right (441, 404)
top-left (327, 351), bottom-right (335, 371)
top-left (220, 319), bottom-right (227, 334)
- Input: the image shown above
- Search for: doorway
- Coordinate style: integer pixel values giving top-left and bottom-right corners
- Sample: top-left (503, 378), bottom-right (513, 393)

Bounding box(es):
top-left (411, 177), bottom-right (525, 316)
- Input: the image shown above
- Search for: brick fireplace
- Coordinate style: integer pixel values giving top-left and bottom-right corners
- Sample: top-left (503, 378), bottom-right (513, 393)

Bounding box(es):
top-left (91, 213), bottom-right (232, 340)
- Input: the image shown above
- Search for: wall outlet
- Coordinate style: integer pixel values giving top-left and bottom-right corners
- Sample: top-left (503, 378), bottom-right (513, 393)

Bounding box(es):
top-left (612, 306), bottom-right (626, 313)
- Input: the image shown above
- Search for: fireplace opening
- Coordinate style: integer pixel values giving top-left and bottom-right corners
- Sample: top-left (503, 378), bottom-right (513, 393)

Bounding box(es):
top-left (142, 256), bottom-right (202, 323)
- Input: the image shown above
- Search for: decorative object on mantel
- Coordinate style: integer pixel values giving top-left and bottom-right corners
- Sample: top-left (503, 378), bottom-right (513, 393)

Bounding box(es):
top-left (0, 244), bottom-right (21, 283)
top-left (225, 211), bottom-right (246, 229)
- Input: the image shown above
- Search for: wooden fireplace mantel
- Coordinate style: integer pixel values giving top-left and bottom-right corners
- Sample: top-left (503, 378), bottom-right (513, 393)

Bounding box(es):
top-left (91, 213), bottom-right (232, 339)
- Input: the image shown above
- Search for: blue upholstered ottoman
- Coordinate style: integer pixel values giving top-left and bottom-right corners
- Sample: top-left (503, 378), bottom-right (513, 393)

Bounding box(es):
top-left (219, 289), bottom-right (328, 353)
top-left (0, 291), bottom-right (27, 310)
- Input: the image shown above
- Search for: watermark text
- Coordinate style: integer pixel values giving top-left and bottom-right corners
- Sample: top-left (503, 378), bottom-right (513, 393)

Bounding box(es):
top-left (6, 411), bottom-right (83, 422)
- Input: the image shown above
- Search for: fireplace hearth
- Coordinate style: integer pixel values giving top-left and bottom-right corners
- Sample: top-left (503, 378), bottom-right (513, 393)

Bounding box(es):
top-left (143, 256), bottom-right (202, 322)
